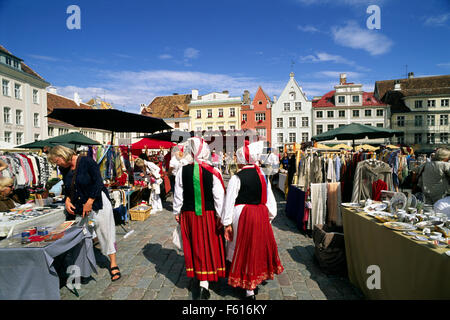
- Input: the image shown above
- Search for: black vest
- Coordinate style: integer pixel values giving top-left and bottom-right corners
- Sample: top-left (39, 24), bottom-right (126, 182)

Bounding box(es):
top-left (181, 164), bottom-right (215, 212)
top-left (235, 168), bottom-right (263, 205)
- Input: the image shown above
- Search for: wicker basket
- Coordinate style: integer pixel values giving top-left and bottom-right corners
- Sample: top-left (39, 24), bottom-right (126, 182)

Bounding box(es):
top-left (129, 205), bottom-right (152, 221)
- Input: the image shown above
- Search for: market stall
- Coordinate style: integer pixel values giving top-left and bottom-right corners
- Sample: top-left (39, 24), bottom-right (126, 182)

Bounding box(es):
top-left (0, 206), bottom-right (65, 238)
top-left (278, 172), bottom-right (287, 194)
top-left (0, 223), bottom-right (97, 300)
top-left (342, 206), bottom-right (450, 299)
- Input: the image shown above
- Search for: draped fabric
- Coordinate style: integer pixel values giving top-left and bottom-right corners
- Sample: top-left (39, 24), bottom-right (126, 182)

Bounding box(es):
top-left (372, 179), bottom-right (388, 201)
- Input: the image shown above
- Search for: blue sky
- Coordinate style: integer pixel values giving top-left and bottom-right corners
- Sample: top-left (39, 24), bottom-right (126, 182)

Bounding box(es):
top-left (1, 0), bottom-right (449, 113)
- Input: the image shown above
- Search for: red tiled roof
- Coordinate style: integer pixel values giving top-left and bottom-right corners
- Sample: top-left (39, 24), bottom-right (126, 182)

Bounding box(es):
top-left (312, 90), bottom-right (335, 108)
top-left (47, 92), bottom-right (93, 126)
top-left (142, 94), bottom-right (191, 118)
top-left (312, 90), bottom-right (385, 108)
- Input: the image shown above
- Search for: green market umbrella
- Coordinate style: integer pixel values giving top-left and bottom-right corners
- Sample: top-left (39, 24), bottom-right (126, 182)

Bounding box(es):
top-left (311, 123), bottom-right (404, 150)
top-left (44, 132), bottom-right (100, 146)
top-left (17, 140), bottom-right (56, 149)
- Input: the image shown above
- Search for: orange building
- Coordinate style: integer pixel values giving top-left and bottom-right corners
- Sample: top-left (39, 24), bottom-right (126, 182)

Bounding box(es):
top-left (240, 86), bottom-right (272, 146)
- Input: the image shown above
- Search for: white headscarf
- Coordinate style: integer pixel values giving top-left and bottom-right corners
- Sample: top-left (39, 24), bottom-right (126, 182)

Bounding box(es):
top-left (186, 137), bottom-right (210, 162)
top-left (236, 140), bottom-right (265, 165)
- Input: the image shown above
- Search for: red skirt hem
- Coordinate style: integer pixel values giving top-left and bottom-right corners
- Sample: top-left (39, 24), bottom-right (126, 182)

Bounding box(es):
top-left (180, 210), bottom-right (226, 282)
top-left (227, 204), bottom-right (284, 290)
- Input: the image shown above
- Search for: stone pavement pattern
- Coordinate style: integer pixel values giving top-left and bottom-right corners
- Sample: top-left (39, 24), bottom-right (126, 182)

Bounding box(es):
top-left (60, 182), bottom-right (364, 300)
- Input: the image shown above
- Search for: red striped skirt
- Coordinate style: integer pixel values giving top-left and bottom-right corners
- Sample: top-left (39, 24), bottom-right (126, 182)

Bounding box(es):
top-left (180, 210), bottom-right (226, 281)
top-left (228, 204), bottom-right (284, 290)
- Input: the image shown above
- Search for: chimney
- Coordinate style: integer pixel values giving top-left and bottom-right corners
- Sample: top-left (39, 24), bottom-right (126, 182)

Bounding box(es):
top-left (408, 72), bottom-right (414, 79)
top-left (243, 90), bottom-right (250, 104)
top-left (173, 93), bottom-right (178, 95)
top-left (273, 95), bottom-right (277, 103)
top-left (394, 80), bottom-right (401, 91)
top-left (192, 89), bottom-right (198, 100)
top-left (340, 73), bottom-right (347, 85)
top-left (48, 86), bottom-right (57, 94)
top-left (222, 90), bottom-right (229, 95)
top-left (74, 92), bottom-right (81, 106)
top-left (140, 103), bottom-right (147, 113)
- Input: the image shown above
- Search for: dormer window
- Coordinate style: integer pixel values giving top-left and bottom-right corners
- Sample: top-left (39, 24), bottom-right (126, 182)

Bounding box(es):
top-left (289, 91), bottom-right (296, 100)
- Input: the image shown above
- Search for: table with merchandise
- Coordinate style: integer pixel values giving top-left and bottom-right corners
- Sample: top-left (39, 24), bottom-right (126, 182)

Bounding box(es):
top-left (341, 201), bottom-right (450, 300)
top-left (0, 204), bottom-right (97, 300)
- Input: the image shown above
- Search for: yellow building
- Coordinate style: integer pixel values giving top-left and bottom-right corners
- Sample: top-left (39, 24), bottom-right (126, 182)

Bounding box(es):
top-left (188, 89), bottom-right (242, 132)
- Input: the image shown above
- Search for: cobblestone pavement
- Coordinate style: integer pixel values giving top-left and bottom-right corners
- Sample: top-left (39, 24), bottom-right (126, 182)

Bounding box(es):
top-left (61, 178), bottom-right (364, 301)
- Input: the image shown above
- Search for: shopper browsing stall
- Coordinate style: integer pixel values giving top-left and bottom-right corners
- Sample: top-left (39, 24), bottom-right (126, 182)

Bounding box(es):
top-left (416, 147), bottom-right (450, 212)
top-left (0, 177), bottom-right (18, 212)
top-left (48, 145), bottom-right (121, 282)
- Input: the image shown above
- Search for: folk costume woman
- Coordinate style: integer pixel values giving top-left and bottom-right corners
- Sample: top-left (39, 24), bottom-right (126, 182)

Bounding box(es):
top-left (173, 137), bottom-right (227, 300)
top-left (222, 140), bottom-right (284, 300)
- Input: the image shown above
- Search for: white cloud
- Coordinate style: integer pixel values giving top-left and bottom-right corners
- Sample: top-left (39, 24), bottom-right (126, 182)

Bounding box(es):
top-left (158, 54), bottom-right (173, 60)
top-left (55, 69), bottom-right (285, 113)
top-left (297, 25), bottom-right (320, 33)
top-left (184, 48), bottom-right (200, 59)
top-left (331, 21), bottom-right (393, 55)
top-left (313, 71), bottom-right (363, 79)
top-left (28, 54), bottom-right (61, 62)
top-left (437, 62), bottom-right (450, 68)
top-left (424, 13), bottom-right (450, 26)
top-left (299, 51), bottom-right (371, 71)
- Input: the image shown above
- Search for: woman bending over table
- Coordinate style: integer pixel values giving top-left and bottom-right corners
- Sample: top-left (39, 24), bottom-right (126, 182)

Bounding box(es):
top-left (48, 145), bottom-right (121, 282)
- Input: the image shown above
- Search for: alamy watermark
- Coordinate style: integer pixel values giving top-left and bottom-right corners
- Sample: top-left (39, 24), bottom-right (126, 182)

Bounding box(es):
top-left (66, 5), bottom-right (81, 30)
top-left (366, 5), bottom-right (381, 30)
top-left (366, 265), bottom-right (381, 290)
top-left (66, 265), bottom-right (81, 290)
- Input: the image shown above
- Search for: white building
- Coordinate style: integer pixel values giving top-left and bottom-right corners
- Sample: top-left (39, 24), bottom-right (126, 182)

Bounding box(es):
top-left (312, 73), bottom-right (389, 145)
top-left (0, 45), bottom-right (50, 146)
top-left (271, 72), bottom-right (312, 151)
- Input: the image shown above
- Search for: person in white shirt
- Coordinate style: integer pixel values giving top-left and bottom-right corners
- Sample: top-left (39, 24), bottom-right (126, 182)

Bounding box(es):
top-left (134, 158), bottom-right (163, 214)
top-left (222, 140), bottom-right (284, 300)
top-left (169, 145), bottom-right (188, 194)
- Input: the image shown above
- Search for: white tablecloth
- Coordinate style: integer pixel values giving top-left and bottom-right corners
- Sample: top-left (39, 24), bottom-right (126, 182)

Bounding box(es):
top-left (278, 173), bottom-right (287, 193)
top-left (0, 208), bottom-right (66, 238)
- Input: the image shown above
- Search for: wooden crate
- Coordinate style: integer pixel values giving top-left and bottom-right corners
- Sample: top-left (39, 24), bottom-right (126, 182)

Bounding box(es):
top-left (129, 205), bottom-right (152, 221)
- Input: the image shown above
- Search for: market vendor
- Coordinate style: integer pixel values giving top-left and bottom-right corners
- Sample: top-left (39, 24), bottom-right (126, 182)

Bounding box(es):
top-left (416, 147), bottom-right (450, 207)
top-left (0, 177), bottom-right (18, 211)
top-left (134, 157), bottom-right (163, 214)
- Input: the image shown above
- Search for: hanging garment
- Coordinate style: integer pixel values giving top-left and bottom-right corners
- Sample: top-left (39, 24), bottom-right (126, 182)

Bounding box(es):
top-left (327, 182), bottom-right (342, 227)
top-left (372, 179), bottom-right (388, 201)
top-left (351, 159), bottom-right (393, 203)
top-left (310, 183), bottom-right (328, 230)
